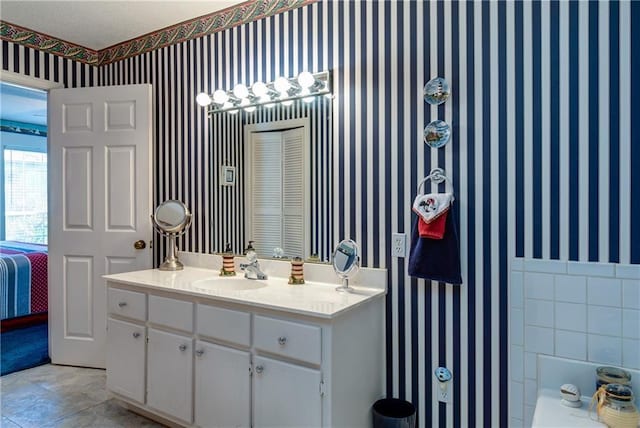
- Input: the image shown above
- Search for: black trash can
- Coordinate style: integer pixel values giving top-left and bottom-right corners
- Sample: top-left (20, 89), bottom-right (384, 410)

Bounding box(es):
top-left (372, 398), bottom-right (416, 428)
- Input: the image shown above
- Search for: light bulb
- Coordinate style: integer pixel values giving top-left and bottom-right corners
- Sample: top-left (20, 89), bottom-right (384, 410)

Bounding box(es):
top-left (264, 102), bottom-right (276, 108)
top-left (297, 71), bottom-right (315, 88)
top-left (221, 101), bottom-right (233, 110)
top-left (233, 84), bottom-right (249, 99)
top-left (252, 81), bottom-right (268, 97)
top-left (302, 96), bottom-right (315, 104)
top-left (274, 76), bottom-right (291, 94)
top-left (240, 98), bottom-right (250, 107)
top-left (281, 99), bottom-right (294, 107)
top-left (244, 106), bottom-right (256, 113)
top-left (196, 92), bottom-right (212, 107)
top-left (213, 89), bottom-right (229, 105)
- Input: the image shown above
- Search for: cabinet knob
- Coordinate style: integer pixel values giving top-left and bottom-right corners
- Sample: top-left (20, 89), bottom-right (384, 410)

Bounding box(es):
top-left (179, 344), bottom-right (188, 352)
top-left (132, 332), bottom-right (141, 339)
top-left (118, 301), bottom-right (127, 307)
top-left (278, 336), bottom-right (287, 346)
top-left (195, 349), bottom-right (204, 357)
top-left (255, 365), bottom-right (264, 374)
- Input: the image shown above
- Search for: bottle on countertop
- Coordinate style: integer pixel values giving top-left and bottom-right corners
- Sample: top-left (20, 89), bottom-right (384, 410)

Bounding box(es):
top-left (220, 243), bottom-right (236, 276)
top-left (289, 257), bottom-right (305, 285)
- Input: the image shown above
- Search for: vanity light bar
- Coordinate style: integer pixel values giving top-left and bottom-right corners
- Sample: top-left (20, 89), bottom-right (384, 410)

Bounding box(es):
top-left (196, 70), bottom-right (332, 114)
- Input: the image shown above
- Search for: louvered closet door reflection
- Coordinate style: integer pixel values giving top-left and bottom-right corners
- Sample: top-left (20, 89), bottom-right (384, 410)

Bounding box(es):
top-left (250, 131), bottom-right (282, 256)
top-left (282, 128), bottom-right (305, 258)
top-left (249, 128), bottom-right (305, 258)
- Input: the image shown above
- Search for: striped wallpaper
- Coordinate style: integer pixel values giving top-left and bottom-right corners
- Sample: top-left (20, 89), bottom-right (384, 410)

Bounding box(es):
top-left (1, 40), bottom-right (97, 87)
top-left (2, 1), bottom-right (639, 427)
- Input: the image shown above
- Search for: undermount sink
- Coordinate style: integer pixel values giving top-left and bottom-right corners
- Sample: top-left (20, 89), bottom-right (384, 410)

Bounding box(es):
top-left (191, 277), bottom-right (268, 291)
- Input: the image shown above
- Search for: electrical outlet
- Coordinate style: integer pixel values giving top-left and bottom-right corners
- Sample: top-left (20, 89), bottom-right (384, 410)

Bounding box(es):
top-left (391, 233), bottom-right (406, 257)
top-left (438, 383), bottom-right (449, 403)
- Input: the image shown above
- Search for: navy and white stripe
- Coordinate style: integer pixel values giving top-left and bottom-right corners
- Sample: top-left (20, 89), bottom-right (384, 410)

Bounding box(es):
top-left (1, 41), bottom-right (96, 87)
top-left (4, 1), bottom-right (639, 426)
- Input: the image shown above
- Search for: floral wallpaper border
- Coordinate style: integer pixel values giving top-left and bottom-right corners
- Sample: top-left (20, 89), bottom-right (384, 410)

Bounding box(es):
top-left (0, 0), bottom-right (315, 67)
top-left (0, 21), bottom-right (99, 65)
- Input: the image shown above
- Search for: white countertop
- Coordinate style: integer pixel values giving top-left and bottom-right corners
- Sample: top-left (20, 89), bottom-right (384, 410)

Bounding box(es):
top-left (103, 266), bottom-right (386, 319)
top-left (532, 389), bottom-right (605, 428)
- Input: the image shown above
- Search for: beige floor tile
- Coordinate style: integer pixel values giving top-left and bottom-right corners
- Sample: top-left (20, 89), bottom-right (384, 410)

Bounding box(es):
top-left (1, 416), bottom-right (22, 428)
top-left (40, 399), bottom-right (165, 428)
top-left (1, 365), bottom-right (160, 428)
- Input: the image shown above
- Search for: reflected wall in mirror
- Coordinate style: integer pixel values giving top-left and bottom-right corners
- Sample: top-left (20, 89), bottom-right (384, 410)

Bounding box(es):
top-left (210, 97), bottom-right (333, 261)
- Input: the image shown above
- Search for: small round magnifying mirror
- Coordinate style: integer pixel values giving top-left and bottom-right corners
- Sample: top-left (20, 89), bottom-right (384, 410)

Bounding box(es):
top-left (332, 239), bottom-right (360, 292)
top-left (151, 200), bottom-right (192, 270)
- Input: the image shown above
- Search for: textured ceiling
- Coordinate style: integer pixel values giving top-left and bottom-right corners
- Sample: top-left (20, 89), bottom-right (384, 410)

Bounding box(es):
top-left (0, 0), bottom-right (244, 50)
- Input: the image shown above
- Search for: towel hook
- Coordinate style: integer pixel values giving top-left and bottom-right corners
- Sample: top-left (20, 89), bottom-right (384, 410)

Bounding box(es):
top-left (417, 168), bottom-right (450, 193)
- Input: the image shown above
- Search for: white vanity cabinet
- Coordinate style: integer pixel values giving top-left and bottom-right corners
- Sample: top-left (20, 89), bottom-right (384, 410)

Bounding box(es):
top-left (105, 272), bottom-right (385, 428)
top-left (194, 340), bottom-right (251, 427)
top-left (106, 287), bottom-right (146, 404)
top-left (146, 328), bottom-right (193, 423)
top-left (252, 355), bottom-right (322, 427)
top-left (106, 318), bottom-right (145, 403)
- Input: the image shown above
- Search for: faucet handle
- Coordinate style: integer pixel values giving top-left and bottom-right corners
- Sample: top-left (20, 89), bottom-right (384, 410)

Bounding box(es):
top-left (246, 249), bottom-right (258, 263)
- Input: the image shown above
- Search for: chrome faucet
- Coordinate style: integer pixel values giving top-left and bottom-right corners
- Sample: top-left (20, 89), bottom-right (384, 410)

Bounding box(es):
top-left (240, 250), bottom-right (267, 280)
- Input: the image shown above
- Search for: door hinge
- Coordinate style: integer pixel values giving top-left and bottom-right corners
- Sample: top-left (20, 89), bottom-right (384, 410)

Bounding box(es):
top-left (319, 380), bottom-right (325, 397)
top-left (146, 336), bottom-right (149, 344)
top-left (249, 365), bottom-right (253, 376)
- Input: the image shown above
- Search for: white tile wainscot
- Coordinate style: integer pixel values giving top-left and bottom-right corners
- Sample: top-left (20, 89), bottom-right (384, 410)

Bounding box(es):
top-left (103, 255), bottom-right (387, 428)
top-left (509, 257), bottom-right (640, 428)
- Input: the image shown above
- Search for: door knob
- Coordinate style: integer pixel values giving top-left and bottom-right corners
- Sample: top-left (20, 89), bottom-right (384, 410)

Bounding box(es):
top-left (133, 240), bottom-right (146, 250)
top-left (254, 365), bottom-right (264, 374)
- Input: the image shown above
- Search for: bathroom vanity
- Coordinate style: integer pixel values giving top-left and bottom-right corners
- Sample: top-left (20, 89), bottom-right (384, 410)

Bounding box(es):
top-left (103, 264), bottom-right (386, 428)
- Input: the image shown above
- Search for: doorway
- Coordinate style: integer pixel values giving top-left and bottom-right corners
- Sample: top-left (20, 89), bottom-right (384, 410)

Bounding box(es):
top-left (0, 80), bottom-right (51, 375)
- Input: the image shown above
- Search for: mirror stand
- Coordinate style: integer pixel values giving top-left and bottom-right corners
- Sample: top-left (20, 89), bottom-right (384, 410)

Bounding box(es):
top-left (159, 234), bottom-right (184, 271)
top-left (335, 278), bottom-right (354, 293)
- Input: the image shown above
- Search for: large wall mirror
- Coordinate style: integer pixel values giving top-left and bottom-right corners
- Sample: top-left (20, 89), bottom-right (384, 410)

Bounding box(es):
top-left (210, 97), bottom-right (333, 262)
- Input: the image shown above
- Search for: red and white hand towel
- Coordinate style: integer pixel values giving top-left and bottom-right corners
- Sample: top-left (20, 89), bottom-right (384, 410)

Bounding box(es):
top-left (412, 192), bottom-right (454, 240)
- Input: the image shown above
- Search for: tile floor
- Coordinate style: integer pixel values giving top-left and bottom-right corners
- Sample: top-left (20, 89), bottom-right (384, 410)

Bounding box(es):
top-left (0, 364), bottom-right (164, 427)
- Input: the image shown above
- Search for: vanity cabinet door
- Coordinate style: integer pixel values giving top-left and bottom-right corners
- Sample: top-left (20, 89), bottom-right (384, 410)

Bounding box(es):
top-left (253, 356), bottom-right (322, 428)
top-left (106, 318), bottom-right (145, 403)
top-left (194, 340), bottom-right (251, 428)
top-left (146, 328), bottom-right (193, 424)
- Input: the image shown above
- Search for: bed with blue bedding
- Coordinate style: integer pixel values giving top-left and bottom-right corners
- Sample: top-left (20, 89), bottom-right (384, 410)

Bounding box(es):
top-left (0, 241), bottom-right (48, 320)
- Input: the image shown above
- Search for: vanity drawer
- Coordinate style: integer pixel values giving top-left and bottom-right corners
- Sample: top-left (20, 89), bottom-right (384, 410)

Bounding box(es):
top-left (149, 295), bottom-right (193, 332)
top-left (107, 287), bottom-right (146, 321)
top-left (196, 304), bottom-right (250, 347)
top-left (253, 315), bottom-right (321, 365)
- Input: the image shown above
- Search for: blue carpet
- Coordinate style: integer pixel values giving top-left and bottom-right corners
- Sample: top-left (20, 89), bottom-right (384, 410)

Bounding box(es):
top-left (1, 322), bottom-right (50, 376)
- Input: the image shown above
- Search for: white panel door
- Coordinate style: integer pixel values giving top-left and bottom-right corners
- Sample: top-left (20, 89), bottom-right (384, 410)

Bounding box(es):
top-left (253, 355), bottom-right (322, 428)
top-left (194, 340), bottom-right (251, 428)
top-left (49, 84), bottom-right (152, 368)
